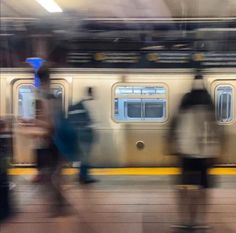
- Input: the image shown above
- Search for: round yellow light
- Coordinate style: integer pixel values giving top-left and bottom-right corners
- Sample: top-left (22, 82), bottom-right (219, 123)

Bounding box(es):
top-left (95, 53), bottom-right (106, 61)
top-left (193, 53), bottom-right (204, 61)
top-left (147, 53), bottom-right (159, 62)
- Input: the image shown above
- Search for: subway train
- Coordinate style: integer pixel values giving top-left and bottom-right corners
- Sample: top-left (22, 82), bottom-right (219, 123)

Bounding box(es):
top-left (0, 68), bottom-right (235, 167)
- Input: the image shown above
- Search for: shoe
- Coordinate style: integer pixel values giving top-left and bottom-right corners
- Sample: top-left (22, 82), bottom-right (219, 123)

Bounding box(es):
top-left (79, 177), bottom-right (98, 184)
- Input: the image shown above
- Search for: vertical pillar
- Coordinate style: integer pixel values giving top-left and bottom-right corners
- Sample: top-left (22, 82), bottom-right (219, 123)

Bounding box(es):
top-left (31, 35), bottom-right (49, 60)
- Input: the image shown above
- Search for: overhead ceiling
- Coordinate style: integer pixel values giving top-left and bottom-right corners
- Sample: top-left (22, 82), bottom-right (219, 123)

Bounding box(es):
top-left (1, 0), bottom-right (236, 19)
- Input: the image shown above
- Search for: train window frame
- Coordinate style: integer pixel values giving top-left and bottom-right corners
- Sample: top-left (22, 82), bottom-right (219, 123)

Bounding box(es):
top-left (215, 84), bottom-right (234, 124)
top-left (112, 83), bottom-right (168, 123)
top-left (15, 82), bottom-right (65, 120)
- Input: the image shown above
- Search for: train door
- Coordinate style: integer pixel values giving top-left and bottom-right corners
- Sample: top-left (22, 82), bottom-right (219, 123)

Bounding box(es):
top-left (12, 79), bottom-right (69, 165)
top-left (113, 83), bottom-right (169, 166)
top-left (211, 80), bottom-right (236, 164)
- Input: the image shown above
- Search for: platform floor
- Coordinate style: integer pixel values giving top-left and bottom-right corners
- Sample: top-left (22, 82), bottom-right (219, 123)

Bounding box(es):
top-left (1, 175), bottom-right (236, 233)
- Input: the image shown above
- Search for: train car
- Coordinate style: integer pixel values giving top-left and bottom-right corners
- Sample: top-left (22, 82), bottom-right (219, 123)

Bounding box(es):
top-left (0, 68), bottom-right (235, 167)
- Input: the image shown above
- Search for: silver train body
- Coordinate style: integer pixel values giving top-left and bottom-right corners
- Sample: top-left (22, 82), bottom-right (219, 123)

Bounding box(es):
top-left (0, 68), bottom-right (235, 166)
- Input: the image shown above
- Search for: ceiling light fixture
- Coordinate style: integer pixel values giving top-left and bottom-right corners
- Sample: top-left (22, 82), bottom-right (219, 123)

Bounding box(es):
top-left (35, 0), bottom-right (62, 13)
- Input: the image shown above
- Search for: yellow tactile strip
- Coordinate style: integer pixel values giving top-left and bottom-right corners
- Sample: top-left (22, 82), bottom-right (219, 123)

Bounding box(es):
top-left (8, 167), bottom-right (236, 176)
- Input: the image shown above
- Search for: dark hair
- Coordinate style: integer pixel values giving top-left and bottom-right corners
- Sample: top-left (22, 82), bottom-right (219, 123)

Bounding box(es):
top-left (87, 87), bottom-right (93, 96)
top-left (37, 65), bottom-right (50, 84)
top-left (194, 74), bottom-right (203, 80)
top-left (194, 70), bottom-right (203, 80)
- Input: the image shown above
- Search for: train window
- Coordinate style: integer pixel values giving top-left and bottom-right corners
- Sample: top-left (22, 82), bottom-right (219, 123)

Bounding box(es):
top-left (17, 84), bottom-right (64, 119)
top-left (113, 84), bottom-right (167, 122)
top-left (18, 85), bottom-right (35, 119)
top-left (144, 100), bottom-right (166, 119)
top-left (126, 101), bottom-right (142, 118)
top-left (216, 85), bottom-right (233, 123)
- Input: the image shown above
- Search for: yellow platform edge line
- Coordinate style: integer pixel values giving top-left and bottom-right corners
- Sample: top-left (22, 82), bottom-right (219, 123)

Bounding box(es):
top-left (8, 167), bottom-right (236, 176)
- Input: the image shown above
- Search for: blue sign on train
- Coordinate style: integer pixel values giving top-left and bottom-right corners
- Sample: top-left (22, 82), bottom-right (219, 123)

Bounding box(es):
top-left (25, 57), bottom-right (45, 88)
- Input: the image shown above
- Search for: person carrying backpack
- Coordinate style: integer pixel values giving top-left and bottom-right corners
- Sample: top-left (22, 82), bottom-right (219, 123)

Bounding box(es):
top-left (68, 87), bottom-right (97, 184)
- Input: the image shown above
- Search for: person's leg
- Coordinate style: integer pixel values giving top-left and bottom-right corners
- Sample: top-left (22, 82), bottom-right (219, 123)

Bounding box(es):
top-left (187, 159), bottom-right (203, 228)
top-left (79, 142), bottom-right (97, 183)
top-left (175, 158), bottom-right (191, 229)
top-left (180, 158), bottom-right (200, 228)
top-left (48, 147), bottom-right (68, 216)
top-left (188, 185), bottom-right (200, 226)
top-left (177, 185), bottom-right (189, 227)
top-left (79, 142), bottom-right (89, 181)
top-left (33, 148), bottom-right (53, 183)
top-left (51, 159), bottom-right (67, 215)
top-left (197, 188), bottom-right (208, 226)
top-left (32, 149), bottom-right (43, 183)
top-left (195, 160), bottom-right (210, 228)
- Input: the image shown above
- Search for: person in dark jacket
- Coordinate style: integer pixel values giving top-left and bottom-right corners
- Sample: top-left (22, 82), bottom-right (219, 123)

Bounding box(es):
top-left (169, 74), bottom-right (224, 232)
top-left (68, 87), bottom-right (97, 184)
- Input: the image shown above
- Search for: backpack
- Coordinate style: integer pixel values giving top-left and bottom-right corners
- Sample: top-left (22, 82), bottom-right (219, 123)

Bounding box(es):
top-left (68, 100), bottom-right (96, 143)
top-left (68, 100), bottom-right (92, 127)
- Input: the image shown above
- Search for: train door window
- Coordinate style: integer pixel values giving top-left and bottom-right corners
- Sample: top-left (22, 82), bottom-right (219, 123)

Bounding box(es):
top-left (18, 85), bottom-right (35, 119)
top-left (113, 84), bottom-right (167, 122)
top-left (17, 84), bottom-right (65, 119)
top-left (215, 85), bottom-right (233, 123)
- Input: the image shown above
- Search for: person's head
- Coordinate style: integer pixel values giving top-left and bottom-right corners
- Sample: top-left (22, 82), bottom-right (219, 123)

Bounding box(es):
top-left (86, 87), bottom-right (94, 99)
top-left (192, 73), bottom-right (205, 90)
top-left (37, 65), bottom-right (50, 90)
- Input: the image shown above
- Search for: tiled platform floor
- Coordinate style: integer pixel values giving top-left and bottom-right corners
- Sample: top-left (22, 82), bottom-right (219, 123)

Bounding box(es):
top-left (1, 175), bottom-right (236, 233)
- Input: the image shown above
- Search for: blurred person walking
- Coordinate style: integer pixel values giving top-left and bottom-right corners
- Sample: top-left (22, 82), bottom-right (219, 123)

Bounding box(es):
top-left (68, 87), bottom-right (97, 184)
top-left (22, 66), bottom-right (66, 216)
top-left (169, 74), bottom-right (224, 232)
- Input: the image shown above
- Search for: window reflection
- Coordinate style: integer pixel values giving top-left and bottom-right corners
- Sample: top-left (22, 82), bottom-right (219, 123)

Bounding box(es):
top-left (18, 85), bottom-right (35, 119)
top-left (216, 85), bottom-right (233, 123)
